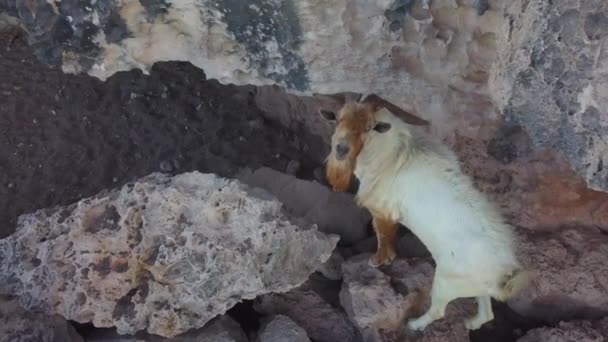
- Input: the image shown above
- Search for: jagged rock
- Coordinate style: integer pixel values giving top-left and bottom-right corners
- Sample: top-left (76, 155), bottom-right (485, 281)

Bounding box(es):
top-left (517, 318), bottom-right (608, 342)
top-left (253, 282), bottom-right (361, 342)
top-left (258, 315), bottom-right (310, 342)
top-left (0, 295), bottom-right (84, 342)
top-left (237, 167), bottom-right (370, 244)
top-left (84, 315), bottom-right (248, 342)
top-left (508, 229), bottom-right (608, 323)
top-left (0, 172), bottom-right (339, 338)
top-left (340, 255), bottom-right (472, 342)
top-left (317, 249), bottom-right (345, 281)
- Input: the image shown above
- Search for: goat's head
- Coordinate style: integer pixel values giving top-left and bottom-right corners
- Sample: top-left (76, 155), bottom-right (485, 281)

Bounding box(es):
top-left (316, 93), bottom-right (429, 192)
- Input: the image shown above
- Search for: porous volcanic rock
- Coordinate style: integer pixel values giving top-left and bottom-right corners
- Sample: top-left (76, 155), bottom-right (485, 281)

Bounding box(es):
top-left (0, 295), bottom-right (84, 342)
top-left (0, 172), bottom-right (339, 337)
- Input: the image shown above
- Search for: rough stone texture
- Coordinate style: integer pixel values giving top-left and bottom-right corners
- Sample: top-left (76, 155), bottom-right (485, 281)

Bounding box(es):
top-left (317, 249), bottom-right (345, 281)
top-left (3, 0), bottom-right (606, 231)
top-left (0, 295), bottom-right (84, 342)
top-left (517, 318), bottom-right (608, 342)
top-left (83, 315), bottom-right (248, 342)
top-left (253, 281), bottom-right (361, 342)
top-left (491, 0), bottom-right (608, 192)
top-left (508, 229), bottom-right (608, 323)
top-left (238, 167), bottom-right (371, 244)
top-left (340, 255), bottom-right (472, 342)
top-left (0, 171), bottom-right (339, 338)
top-left (258, 315), bottom-right (311, 342)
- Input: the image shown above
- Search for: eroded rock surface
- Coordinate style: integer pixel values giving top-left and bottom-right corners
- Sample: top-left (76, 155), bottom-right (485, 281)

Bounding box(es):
top-left (3, 0), bottom-right (607, 192)
top-left (0, 295), bottom-right (84, 342)
top-left (0, 172), bottom-right (339, 337)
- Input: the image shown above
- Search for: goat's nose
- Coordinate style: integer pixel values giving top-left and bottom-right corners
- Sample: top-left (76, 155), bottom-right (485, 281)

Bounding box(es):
top-left (335, 143), bottom-right (350, 160)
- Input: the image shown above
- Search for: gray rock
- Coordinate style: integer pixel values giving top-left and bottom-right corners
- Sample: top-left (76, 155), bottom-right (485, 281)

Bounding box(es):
top-left (317, 249), bottom-right (345, 281)
top-left (0, 172), bottom-right (339, 338)
top-left (517, 318), bottom-right (608, 342)
top-left (0, 295), bottom-right (84, 342)
top-left (254, 283), bottom-right (361, 342)
top-left (491, 0), bottom-right (608, 191)
top-left (258, 315), bottom-right (310, 342)
top-left (238, 167), bottom-right (370, 244)
top-left (84, 315), bottom-right (248, 342)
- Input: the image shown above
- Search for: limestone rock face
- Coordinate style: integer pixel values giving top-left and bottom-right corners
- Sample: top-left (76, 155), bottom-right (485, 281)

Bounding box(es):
top-left (0, 295), bottom-right (84, 342)
top-left (3, 0), bottom-right (607, 225)
top-left (0, 172), bottom-right (339, 338)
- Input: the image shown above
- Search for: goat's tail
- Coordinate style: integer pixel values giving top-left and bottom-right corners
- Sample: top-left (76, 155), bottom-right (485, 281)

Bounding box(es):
top-left (495, 268), bottom-right (530, 302)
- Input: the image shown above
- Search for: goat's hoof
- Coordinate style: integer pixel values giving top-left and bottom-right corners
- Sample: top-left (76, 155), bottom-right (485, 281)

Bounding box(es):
top-left (407, 318), bottom-right (427, 331)
top-left (368, 250), bottom-right (396, 268)
top-left (464, 318), bottom-right (485, 331)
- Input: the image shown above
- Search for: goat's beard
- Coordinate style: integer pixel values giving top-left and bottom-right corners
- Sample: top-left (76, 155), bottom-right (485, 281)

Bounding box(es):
top-left (326, 154), bottom-right (355, 192)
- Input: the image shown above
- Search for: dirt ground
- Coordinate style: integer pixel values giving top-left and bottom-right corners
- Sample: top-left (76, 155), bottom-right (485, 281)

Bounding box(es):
top-left (0, 31), bottom-right (322, 238)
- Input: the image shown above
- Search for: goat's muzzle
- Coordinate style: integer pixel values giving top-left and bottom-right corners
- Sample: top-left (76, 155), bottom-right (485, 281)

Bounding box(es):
top-left (335, 143), bottom-right (350, 160)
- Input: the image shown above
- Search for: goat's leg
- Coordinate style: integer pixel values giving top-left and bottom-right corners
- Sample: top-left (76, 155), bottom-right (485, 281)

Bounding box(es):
top-left (465, 296), bottom-right (494, 330)
top-left (408, 272), bottom-right (481, 331)
top-left (369, 216), bottom-right (398, 267)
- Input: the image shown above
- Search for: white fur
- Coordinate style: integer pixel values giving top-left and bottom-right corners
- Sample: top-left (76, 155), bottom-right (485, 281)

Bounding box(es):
top-left (353, 109), bottom-right (523, 331)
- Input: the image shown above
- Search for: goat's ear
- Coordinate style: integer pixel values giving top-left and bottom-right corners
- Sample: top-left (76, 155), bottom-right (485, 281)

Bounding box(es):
top-left (319, 109), bottom-right (337, 121)
top-left (363, 94), bottom-right (429, 126)
top-left (373, 122), bottom-right (391, 133)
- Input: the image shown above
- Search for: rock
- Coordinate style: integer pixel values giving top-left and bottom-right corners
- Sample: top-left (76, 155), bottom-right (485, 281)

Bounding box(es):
top-left (0, 295), bottom-right (84, 342)
top-left (254, 282), bottom-right (361, 342)
top-left (258, 315), bottom-right (310, 342)
top-left (517, 318), bottom-right (608, 342)
top-left (508, 229), bottom-right (608, 323)
top-left (84, 315), bottom-right (248, 342)
top-left (340, 255), bottom-right (473, 342)
top-left (317, 249), bottom-right (345, 281)
top-left (491, 0), bottom-right (608, 192)
top-left (0, 172), bottom-right (339, 338)
top-left (238, 167), bottom-right (370, 244)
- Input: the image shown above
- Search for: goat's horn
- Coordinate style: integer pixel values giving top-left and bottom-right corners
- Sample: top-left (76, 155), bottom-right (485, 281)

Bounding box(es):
top-left (363, 94), bottom-right (430, 126)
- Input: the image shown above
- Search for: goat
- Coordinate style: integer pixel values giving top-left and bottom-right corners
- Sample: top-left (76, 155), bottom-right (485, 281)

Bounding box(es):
top-left (316, 93), bottom-right (529, 331)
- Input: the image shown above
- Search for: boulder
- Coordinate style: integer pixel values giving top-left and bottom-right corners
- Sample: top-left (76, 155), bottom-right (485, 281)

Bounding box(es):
top-left (517, 318), bottom-right (608, 342)
top-left (254, 282), bottom-right (361, 342)
top-left (0, 295), bottom-right (84, 342)
top-left (84, 315), bottom-right (248, 342)
top-left (508, 229), bottom-right (608, 323)
top-left (0, 172), bottom-right (339, 337)
top-left (258, 315), bottom-right (310, 342)
top-left (238, 167), bottom-right (370, 244)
